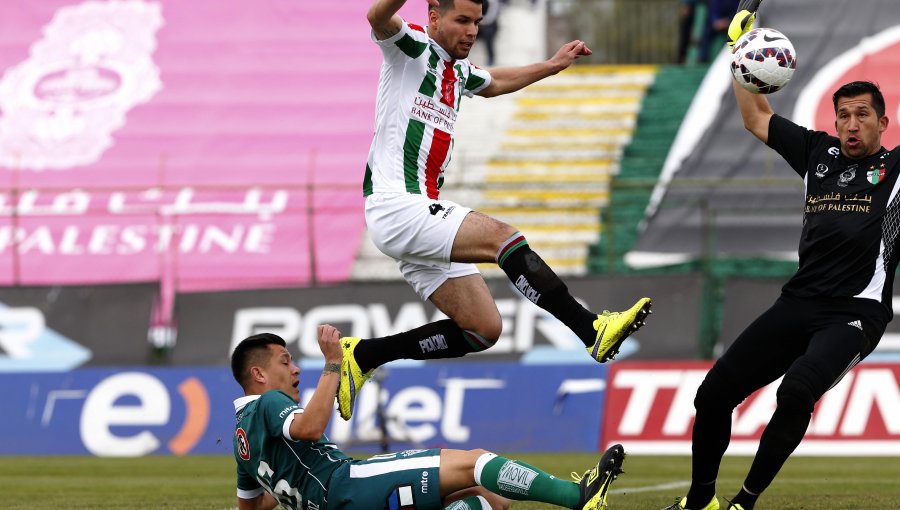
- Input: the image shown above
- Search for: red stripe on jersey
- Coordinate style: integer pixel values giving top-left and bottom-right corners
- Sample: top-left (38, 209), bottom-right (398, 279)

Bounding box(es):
top-left (407, 23), bottom-right (425, 33)
top-left (440, 59), bottom-right (458, 107)
top-left (425, 129), bottom-right (451, 199)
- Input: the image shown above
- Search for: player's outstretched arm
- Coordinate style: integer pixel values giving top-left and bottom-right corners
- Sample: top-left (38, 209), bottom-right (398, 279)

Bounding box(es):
top-left (476, 40), bottom-right (592, 97)
top-left (288, 325), bottom-right (343, 441)
top-left (728, 0), bottom-right (771, 143)
top-left (733, 79), bottom-right (773, 143)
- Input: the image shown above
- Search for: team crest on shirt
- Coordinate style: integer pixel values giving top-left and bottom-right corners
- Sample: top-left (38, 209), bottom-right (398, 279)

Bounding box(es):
top-left (867, 162), bottom-right (887, 184)
top-left (815, 163), bottom-right (829, 178)
top-left (838, 165), bottom-right (857, 187)
top-left (236, 427), bottom-right (250, 460)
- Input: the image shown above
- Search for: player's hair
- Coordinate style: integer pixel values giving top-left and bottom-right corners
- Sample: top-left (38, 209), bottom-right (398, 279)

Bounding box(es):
top-left (833, 81), bottom-right (886, 118)
top-left (231, 333), bottom-right (287, 389)
top-left (430, 0), bottom-right (485, 14)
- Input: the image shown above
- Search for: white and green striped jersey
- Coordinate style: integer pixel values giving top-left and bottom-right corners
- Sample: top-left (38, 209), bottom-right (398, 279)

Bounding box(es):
top-left (364, 19), bottom-right (492, 198)
top-left (233, 391), bottom-right (350, 510)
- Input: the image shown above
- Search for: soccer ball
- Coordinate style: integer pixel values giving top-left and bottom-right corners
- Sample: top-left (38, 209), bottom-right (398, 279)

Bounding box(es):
top-left (730, 27), bottom-right (797, 94)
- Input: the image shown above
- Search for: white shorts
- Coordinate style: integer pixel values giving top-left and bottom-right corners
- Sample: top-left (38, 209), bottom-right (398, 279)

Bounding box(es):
top-left (365, 193), bottom-right (480, 300)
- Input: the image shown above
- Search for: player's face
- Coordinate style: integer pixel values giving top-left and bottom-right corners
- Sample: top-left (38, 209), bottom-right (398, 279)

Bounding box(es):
top-left (429, 0), bottom-right (482, 59)
top-left (264, 344), bottom-right (300, 401)
top-left (835, 93), bottom-right (889, 160)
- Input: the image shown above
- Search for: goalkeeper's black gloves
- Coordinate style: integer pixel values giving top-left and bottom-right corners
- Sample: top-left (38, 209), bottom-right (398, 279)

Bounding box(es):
top-left (728, 0), bottom-right (762, 48)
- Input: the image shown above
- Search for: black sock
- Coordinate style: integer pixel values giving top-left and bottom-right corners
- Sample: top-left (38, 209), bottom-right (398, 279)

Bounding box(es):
top-left (353, 319), bottom-right (493, 372)
top-left (729, 487), bottom-right (759, 509)
top-left (686, 480), bottom-right (716, 509)
top-left (496, 232), bottom-right (596, 346)
top-left (687, 390), bottom-right (735, 509)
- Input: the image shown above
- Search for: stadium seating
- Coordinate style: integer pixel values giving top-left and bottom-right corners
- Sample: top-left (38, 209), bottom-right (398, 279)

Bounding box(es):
top-left (589, 65), bottom-right (708, 274)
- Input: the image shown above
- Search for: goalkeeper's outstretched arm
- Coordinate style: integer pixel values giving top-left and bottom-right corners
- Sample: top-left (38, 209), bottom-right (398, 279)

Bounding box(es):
top-left (733, 79), bottom-right (773, 144)
top-left (729, 0), bottom-right (771, 143)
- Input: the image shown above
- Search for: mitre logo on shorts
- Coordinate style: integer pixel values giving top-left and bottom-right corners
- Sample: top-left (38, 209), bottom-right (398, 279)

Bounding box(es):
top-left (428, 203), bottom-right (445, 216)
top-left (0, 0), bottom-right (163, 170)
top-left (236, 427), bottom-right (250, 460)
top-left (497, 461), bottom-right (538, 495)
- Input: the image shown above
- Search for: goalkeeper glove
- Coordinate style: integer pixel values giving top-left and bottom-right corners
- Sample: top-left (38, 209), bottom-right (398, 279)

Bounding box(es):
top-left (728, 0), bottom-right (762, 48)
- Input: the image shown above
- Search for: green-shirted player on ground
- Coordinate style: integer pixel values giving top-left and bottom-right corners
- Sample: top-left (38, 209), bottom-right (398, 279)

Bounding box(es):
top-left (231, 325), bottom-right (626, 510)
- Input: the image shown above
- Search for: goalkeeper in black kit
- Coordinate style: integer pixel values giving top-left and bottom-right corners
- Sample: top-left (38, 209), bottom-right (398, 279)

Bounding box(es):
top-left (662, 1), bottom-right (900, 510)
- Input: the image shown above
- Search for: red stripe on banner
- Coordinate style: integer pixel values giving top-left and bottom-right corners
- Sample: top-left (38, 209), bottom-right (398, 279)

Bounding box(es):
top-left (602, 361), bottom-right (900, 456)
top-left (425, 129), bottom-right (451, 199)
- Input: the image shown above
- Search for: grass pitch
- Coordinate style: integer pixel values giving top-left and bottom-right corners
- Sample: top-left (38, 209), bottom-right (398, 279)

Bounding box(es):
top-left (2, 453), bottom-right (899, 509)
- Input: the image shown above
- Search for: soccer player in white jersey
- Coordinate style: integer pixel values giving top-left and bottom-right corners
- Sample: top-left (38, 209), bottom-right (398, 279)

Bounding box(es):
top-left (341, 0), bottom-right (653, 420)
top-left (231, 327), bottom-right (626, 510)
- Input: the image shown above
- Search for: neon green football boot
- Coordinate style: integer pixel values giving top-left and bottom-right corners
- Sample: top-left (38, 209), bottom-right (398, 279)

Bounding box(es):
top-left (573, 443), bottom-right (626, 510)
top-left (336, 337), bottom-right (373, 421)
top-left (661, 496), bottom-right (720, 510)
top-left (587, 297), bottom-right (652, 362)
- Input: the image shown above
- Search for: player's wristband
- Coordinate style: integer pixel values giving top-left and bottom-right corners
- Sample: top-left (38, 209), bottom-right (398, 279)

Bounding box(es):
top-left (323, 363), bottom-right (341, 375)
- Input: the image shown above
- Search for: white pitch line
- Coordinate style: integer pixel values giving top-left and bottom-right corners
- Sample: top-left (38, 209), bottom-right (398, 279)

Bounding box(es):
top-left (611, 480), bottom-right (691, 494)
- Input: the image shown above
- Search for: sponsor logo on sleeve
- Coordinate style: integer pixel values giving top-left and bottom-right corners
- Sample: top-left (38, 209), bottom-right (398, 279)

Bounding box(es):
top-left (236, 427), bottom-right (250, 460)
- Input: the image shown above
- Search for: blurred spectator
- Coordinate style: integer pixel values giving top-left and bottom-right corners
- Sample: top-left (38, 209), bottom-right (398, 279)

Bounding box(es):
top-left (677, 0), bottom-right (701, 64)
top-left (479, 0), bottom-right (501, 65)
top-left (698, 0), bottom-right (739, 62)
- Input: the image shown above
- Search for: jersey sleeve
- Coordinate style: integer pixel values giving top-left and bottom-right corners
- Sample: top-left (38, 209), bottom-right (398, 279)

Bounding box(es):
top-left (766, 114), bottom-right (832, 178)
top-left (372, 18), bottom-right (430, 63)
top-left (463, 65), bottom-right (492, 97)
top-left (258, 390), bottom-right (304, 441)
top-left (236, 464), bottom-right (264, 500)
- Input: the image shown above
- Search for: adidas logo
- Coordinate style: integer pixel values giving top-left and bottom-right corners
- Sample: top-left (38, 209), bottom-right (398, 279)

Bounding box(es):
top-left (848, 320), bottom-right (863, 331)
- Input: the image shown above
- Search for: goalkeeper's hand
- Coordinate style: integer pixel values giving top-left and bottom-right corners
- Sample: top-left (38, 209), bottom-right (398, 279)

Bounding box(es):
top-left (728, 0), bottom-right (762, 48)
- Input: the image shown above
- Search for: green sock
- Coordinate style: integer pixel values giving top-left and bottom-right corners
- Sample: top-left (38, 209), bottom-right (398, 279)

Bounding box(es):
top-left (444, 496), bottom-right (489, 510)
top-left (475, 452), bottom-right (580, 507)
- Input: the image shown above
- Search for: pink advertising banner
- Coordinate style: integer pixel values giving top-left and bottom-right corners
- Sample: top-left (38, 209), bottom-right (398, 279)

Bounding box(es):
top-left (0, 0), bottom-right (409, 291)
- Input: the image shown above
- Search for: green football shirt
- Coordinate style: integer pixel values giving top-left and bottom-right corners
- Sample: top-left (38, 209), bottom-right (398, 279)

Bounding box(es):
top-left (233, 390), bottom-right (350, 510)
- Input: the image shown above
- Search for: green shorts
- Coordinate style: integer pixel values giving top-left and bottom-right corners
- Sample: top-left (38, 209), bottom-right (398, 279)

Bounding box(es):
top-left (327, 449), bottom-right (443, 510)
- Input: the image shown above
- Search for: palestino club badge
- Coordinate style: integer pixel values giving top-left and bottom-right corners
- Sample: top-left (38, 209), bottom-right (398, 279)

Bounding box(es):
top-left (0, 0), bottom-right (163, 171)
top-left (236, 427), bottom-right (250, 461)
top-left (867, 163), bottom-right (887, 184)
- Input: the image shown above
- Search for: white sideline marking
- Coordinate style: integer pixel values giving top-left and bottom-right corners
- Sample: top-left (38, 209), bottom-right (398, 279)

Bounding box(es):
top-left (611, 480), bottom-right (690, 494)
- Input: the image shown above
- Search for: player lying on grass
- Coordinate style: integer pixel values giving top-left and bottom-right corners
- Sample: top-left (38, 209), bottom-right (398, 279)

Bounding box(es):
top-left (230, 325), bottom-right (626, 510)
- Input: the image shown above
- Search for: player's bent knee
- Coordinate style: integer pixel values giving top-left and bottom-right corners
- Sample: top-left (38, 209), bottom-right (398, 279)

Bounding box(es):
top-left (469, 448), bottom-right (493, 459)
top-left (694, 370), bottom-right (744, 412)
top-left (464, 318), bottom-right (502, 349)
top-left (776, 378), bottom-right (817, 413)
